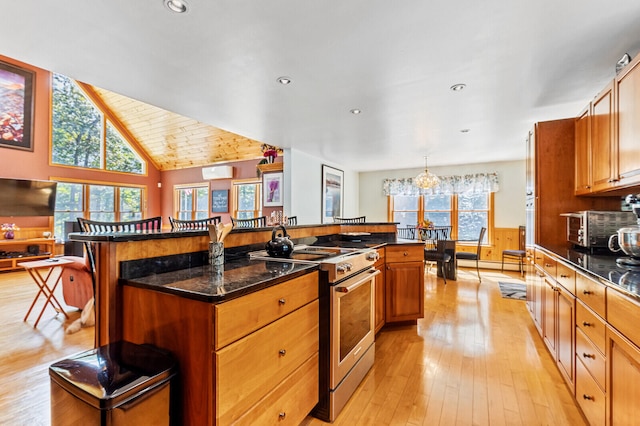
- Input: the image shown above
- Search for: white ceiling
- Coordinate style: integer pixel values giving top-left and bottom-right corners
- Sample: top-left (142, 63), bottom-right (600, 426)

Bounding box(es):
top-left (3, 0), bottom-right (640, 172)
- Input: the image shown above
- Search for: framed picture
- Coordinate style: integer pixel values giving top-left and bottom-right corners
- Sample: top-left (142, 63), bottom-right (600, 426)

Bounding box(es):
top-left (0, 61), bottom-right (35, 151)
top-left (211, 189), bottom-right (229, 213)
top-left (321, 165), bottom-right (344, 223)
top-left (263, 172), bottom-right (283, 207)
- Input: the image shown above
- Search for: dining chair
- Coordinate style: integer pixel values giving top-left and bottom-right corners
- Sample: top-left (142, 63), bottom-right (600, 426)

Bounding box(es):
top-left (397, 227), bottom-right (415, 240)
top-left (334, 216), bottom-right (366, 223)
top-left (456, 227), bottom-right (486, 282)
top-left (76, 216), bottom-right (164, 294)
top-left (169, 216), bottom-right (222, 230)
top-left (231, 216), bottom-right (267, 228)
top-left (421, 227), bottom-right (453, 284)
top-left (502, 225), bottom-right (526, 275)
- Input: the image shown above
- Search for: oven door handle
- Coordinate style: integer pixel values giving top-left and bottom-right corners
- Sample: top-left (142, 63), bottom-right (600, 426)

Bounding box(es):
top-left (335, 269), bottom-right (380, 293)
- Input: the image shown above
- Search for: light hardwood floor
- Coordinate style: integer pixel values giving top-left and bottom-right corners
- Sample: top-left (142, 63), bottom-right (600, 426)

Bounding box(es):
top-left (1, 267), bottom-right (586, 425)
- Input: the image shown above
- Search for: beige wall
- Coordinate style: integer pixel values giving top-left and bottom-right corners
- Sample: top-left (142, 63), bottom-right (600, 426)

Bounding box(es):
top-left (358, 159), bottom-right (526, 228)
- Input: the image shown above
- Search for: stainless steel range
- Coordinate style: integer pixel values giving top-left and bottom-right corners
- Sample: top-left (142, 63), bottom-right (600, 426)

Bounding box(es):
top-left (249, 245), bottom-right (380, 422)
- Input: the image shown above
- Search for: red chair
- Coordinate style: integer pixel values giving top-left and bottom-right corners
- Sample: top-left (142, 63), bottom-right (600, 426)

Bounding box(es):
top-left (59, 256), bottom-right (94, 310)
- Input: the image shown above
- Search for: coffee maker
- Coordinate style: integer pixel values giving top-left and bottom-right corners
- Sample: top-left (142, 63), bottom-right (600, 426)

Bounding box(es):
top-left (608, 194), bottom-right (640, 266)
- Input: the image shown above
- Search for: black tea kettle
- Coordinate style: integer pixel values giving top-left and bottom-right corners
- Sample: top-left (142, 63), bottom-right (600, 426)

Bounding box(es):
top-left (265, 225), bottom-right (294, 258)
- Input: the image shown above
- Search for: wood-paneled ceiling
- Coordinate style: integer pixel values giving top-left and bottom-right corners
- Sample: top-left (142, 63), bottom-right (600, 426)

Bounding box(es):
top-left (92, 86), bottom-right (265, 171)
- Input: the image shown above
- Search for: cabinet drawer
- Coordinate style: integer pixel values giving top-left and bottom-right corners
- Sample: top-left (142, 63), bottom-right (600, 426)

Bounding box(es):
top-left (556, 261), bottom-right (576, 295)
top-left (533, 249), bottom-right (544, 269)
top-left (385, 244), bottom-right (423, 263)
top-left (214, 271), bottom-right (318, 349)
top-left (233, 353), bottom-right (319, 426)
top-left (576, 301), bottom-right (606, 354)
top-left (216, 300), bottom-right (319, 425)
top-left (575, 327), bottom-right (605, 391)
top-left (542, 253), bottom-right (557, 279)
top-left (576, 272), bottom-right (606, 318)
top-left (607, 288), bottom-right (640, 348)
top-left (575, 357), bottom-right (606, 426)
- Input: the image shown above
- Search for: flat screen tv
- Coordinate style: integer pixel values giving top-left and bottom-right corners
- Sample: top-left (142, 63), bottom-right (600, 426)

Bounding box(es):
top-left (0, 178), bottom-right (57, 217)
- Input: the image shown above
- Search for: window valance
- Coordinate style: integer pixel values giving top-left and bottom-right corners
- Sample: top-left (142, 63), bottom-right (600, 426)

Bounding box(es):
top-left (383, 172), bottom-right (499, 196)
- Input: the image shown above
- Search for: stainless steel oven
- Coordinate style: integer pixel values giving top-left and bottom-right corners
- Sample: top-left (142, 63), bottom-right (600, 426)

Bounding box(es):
top-left (249, 244), bottom-right (380, 422)
top-left (329, 267), bottom-right (379, 419)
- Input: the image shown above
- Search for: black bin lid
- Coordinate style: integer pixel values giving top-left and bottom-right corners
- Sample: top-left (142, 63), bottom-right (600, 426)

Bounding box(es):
top-left (49, 340), bottom-right (177, 410)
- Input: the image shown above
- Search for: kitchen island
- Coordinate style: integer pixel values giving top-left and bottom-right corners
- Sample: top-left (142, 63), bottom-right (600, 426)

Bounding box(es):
top-left (69, 222), bottom-right (410, 425)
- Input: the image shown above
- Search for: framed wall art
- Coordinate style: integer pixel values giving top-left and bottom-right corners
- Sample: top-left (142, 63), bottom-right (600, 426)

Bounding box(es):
top-left (0, 61), bottom-right (34, 151)
top-left (211, 189), bottom-right (229, 213)
top-left (263, 172), bottom-right (283, 207)
top-left (321, 165), bottom-right (344, 223)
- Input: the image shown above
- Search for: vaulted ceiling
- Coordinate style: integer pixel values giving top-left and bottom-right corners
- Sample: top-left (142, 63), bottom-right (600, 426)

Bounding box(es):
top-left (91, 85), bottom-right (265, 171)
top-left (3, 1), bottom-right (640, 171)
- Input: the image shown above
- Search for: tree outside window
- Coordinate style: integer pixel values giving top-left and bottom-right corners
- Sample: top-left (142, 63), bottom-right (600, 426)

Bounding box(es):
top-left (51, 73), bottom-right (145, 174)
top-left (175, 185), bottom-right (209, 220)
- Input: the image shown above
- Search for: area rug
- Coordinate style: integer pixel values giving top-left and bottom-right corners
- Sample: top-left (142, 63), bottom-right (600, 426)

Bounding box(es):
top-left (498, 281), bottom-right (526, 300)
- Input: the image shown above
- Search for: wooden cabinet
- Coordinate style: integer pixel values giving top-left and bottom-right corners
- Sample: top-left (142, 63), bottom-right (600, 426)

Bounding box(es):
top-left (615, 53), bottom-right (640, 188)
top-left (574, 105), bottom-right (591, 194)
top-left (556, 284), bottom-right (575, 388)
top-left (122, 271), bottom-right (320, 426)
top-left (530, 250), bottom-right (575, 391)
top-left (606, 325), bottom-right (640, 426)
top-left (0, 238), bottom-right (54, 271)
top-left (374, 248), bottom-right (386, 333)
top-left (542, 276), bottom-right (557, 356)
top-left (590, 80), bottom-right (617, 192)
top-left (385, 244), bottom-right (424, 323)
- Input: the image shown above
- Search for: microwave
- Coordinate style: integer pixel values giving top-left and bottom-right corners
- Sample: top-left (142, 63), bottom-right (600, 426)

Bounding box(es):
top-left (561, 211), bottom-right (637, 249)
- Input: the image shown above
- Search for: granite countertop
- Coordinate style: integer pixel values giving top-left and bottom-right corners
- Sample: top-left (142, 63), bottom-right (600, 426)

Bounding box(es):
top-left (541, 245), bottom-right (640, 300)
top-left (121, 256), bottom-right (318, 303)
top-left (118, 233), bottom-right (418, 303)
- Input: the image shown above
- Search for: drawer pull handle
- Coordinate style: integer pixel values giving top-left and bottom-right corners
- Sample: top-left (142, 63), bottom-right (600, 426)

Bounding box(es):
top-left (582, 353), bottom-right (595, 359)
top-left (583, 290), bottom-right (593, 295)
top-left (403, 251), bottom-right (409, 256)
top-left (279, 412), bottom-right (286, 420)
top-left (278, 298), bottom-right (286, 305)
top-left (582, 321), bottom-right (592, 327)
top-left (583, 394), bottom-right (594, 401)
top-left (544, 263), bottom-right (552, 268)
top-left (560, 274), bottom-right (569, 278)
top-left (279, 349), bottom-right (287, 356)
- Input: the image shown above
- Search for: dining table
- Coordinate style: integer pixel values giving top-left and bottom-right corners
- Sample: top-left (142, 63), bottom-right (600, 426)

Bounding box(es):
top-left (419, 227), bottom-right (457, 281)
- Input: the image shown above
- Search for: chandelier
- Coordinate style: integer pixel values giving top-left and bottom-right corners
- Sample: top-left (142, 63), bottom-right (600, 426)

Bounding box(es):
top-left (414, 156), bottom-right (440, 189)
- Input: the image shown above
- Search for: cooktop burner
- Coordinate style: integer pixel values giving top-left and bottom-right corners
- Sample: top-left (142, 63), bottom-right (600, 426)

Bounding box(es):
top-left (248, 245), bottom-right (360, 263)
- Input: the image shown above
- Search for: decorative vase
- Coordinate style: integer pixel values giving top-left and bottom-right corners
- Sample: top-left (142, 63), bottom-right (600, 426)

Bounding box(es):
top-left (4, 230), bottom-right (14, 239)
top-left (267, 155), bottom-right (275, 164)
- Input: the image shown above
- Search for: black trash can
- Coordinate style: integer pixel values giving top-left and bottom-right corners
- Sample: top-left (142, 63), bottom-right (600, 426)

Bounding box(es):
top-left (49, 341), bottom-right (177, 426)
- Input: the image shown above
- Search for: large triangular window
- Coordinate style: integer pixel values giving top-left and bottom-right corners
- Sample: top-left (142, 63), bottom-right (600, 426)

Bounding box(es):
top-left (51, 73), bottom-right (146, 174)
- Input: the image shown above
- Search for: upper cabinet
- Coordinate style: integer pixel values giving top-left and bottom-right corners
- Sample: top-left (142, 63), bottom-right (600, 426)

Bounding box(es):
top-left (575, 54), bottom-right (640, 195)
top-left (574, 105), bottom-right (591, 195)
top-left (615, 54), bottom-right (640, 187)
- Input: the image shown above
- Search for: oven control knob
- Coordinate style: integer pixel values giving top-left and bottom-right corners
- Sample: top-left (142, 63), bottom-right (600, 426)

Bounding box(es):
top-left (366, 252), bottom-right (380, 262)
top-left (337, 263), bottom-right (352, 273)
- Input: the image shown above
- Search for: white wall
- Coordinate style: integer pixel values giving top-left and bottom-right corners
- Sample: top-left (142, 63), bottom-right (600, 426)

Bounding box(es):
top-left (285, 148), bottom-right (360, 224)
top-left (358, 160), bottom-right (526, 228)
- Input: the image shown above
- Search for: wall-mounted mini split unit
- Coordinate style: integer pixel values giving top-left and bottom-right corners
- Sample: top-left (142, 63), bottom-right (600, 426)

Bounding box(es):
top-left (202, 165), bottom-right (234, 180)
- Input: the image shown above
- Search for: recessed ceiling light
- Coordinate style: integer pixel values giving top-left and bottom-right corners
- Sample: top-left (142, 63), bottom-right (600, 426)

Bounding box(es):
top-left (350, 109), bottom-right (362, 115)
top-left (450, 83), bottom-right (466, 92)
top-left (277, 76), bottom-right (292, 85)
top-left (164, 0), bottom-right (188, 13)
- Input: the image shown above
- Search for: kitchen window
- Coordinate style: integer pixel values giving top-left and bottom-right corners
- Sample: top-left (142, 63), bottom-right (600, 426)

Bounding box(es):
top-left (174, 184), bottom-right (209, 220)
top-left (389, 192), bottom-right (493, 242)
top-left (231, 178), bottom-right (262, 219)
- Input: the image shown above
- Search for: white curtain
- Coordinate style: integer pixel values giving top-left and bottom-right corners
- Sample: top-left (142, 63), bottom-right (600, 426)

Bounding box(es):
top-left (382, 172), bottom-right (499, 196)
